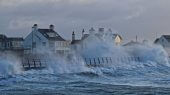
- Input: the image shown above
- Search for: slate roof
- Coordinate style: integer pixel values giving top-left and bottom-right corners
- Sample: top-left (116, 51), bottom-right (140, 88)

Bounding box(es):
top-left (71, 33), bottom-right (123, 45)
top-left (112, 34), bottom-right (123, 40)
top-left (162, 35), bottom-right (170, 42)
top-left (7, 37), bottom-right (24, 41)
top-left (71, 34), bottom-right (90, 45)
top-left (38, 29), bottom-right (65, 41)
top-left (123, 41), bottom-right (141, 46)
top-left (81, 34), bottom-right (89, 40)
top-left (71, 40), bottom-right (81, 44)
top-left (0, 34), bottom-right (23, 41)
top-left (154, 38), bottom-right (159, 43)
top-left (0, 34), bottom-right (7, 40)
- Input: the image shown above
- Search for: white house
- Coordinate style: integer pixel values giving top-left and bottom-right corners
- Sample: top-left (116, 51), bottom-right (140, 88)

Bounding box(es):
top-left (24, 24), bottom-right (70, 55)
top-left (0, 34), bottom-right (7, 50)
top-left (154, 35), bottom-right (170, 55)
top-left (123, 40), bottom-right (142, 46)
top-left (0, 34), bottom-right (24, 50)
top-left (6, 37), bottom-right (24, 50)
top-left (0, 34), bottom-right (24, 56)
top-left (71, 28), bottom-right (123, 52)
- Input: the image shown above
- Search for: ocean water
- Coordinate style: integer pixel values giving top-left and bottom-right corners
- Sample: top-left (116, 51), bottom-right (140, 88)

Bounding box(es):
top-left (1, 37), bottom-right (170, 95)
top-left (1, 65), bottom-right (170, 95)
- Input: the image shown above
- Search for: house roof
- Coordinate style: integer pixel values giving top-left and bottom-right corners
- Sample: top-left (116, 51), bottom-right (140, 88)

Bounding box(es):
top-left (71, 33), bottom-right (123, 45)
top-left (113, 34), bottom-right (123, 40)
top-left (154, 38), bottom-right (159, 43)
top-left (71, 40), bottom-right (81, 44)
top-left (162, 35), bottom-right (170, 42)
top-left (81, 34), bottom-right (89, 40)
top-left (38, 29), bottom-right (65, 41)
top-left (123, 41), bottom-right (141, 46)
top-left (7, 37), bottom-right (24, 41)
top-left (71, 34), bottom-right (89, 45)
top-left (0, 34), bottom-right (7, 39)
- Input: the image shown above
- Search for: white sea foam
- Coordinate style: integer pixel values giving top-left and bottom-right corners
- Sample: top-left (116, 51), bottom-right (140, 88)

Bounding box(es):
top-left (46, 55), bottom-right (91, 74)
top-left (0, 32), bottom-right (169, 80)
top-left (79, 33), bottom-right (169, 70)
top-left (0, 53), bottom-right (22, 77)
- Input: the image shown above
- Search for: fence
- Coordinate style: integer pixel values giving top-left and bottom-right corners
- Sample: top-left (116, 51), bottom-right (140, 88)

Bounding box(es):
top-left (84, 56), bottom-right (141, 67)
top-left (21, 55), bottom-right (141, 70)
top-left (22, 58), bottom-right (47, 70)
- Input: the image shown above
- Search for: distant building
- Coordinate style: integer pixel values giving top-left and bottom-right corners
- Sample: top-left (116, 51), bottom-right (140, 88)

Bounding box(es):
top-left (0, 34), bottom-right (7, 50)
top-left (71, 28), bottom-right (123, 51)
top-left (113, 34), bottom-right (123, 45)
top-left (154, 35), bottom-right (170, 47)
top-left (154, 35), bottom-right (170, 55)
top-left (24, 24), bottom-right (70, 55)
top-left (0, 34), bottom-right (24, 56)
top-left (6, 37), bottom-right (24, 50)
top-left (123, 40), bottom-right (142, 46)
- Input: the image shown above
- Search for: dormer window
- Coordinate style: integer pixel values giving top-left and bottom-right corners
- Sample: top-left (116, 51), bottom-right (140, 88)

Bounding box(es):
top-left (47, 32), bottom-right (56, 37)
top-left (42, 42), bottom-right (46, 46)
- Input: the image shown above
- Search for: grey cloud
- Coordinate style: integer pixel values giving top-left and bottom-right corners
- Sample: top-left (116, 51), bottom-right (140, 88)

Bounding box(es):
top-left (0, 0), bottom-right (170, 42)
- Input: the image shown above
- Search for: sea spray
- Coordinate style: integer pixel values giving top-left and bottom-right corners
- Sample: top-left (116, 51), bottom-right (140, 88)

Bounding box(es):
top-left (77, 32), bottom-right (170, 71)
top-left (0, 32), bottom-right (169, 79)
top-left (0, 53), bottom-right (22, 77)
top-left (125, 44), bottom-right (170, 67)
top-left (45, 53), bottom-right (91, 74)
top-left (0, 43), bottom-right (170, 89)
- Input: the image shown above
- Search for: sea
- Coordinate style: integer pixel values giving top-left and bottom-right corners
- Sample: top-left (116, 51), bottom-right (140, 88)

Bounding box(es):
top-left (1, 39), bottom-right (170, 95)
top-left (1, 65), bottom-right (170, 95)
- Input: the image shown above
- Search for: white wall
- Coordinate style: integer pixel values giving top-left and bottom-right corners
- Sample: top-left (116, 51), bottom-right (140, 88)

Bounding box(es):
top-left (11, 41), bottom-right (23, 48)
top-left (24, 30), bottom-right (48, 54)
top-left (55, 41), bottom-right (70, 51)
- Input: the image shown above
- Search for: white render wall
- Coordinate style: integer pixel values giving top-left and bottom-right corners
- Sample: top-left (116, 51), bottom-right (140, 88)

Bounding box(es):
top-left (11, 41), bottom-right (23, 48)
top-left (24, 29), bottom-right (71, 54)
top-left (54, 41), bottom-right (70, 52)
top-left (24, 30), bottom-right (48, 53)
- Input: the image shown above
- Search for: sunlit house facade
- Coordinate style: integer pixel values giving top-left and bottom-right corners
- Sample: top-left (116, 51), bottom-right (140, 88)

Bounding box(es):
top-left (24, 24), bottom-right (70, 55)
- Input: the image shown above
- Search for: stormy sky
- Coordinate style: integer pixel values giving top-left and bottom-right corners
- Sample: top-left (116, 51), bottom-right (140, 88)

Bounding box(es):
top-left (0, 0), bottom-right (170, 42)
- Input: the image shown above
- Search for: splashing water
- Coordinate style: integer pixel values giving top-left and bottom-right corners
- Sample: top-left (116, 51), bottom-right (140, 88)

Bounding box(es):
top-left (0, 54), bottom-right (22, 78)
top-left (0, 36), bottom-right (170, 94)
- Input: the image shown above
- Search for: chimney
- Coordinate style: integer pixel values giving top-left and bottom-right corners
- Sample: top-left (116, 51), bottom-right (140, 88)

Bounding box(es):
top-left (49, 24), bottom-right (54, 30)
top-left (33, 24), bottom-right (38, 31)
top-left (82, 29), bottom-right (85, 38)
top-left (72, 31), bottom-right (75, 41)
top-left (32, 26), bottom-right (34, 32)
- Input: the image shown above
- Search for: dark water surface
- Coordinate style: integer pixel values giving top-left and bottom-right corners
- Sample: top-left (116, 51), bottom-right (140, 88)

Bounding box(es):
top-left (0, 69), bottom-right (170, 95)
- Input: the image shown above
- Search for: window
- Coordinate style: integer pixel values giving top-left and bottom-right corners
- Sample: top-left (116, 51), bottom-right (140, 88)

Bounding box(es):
top-left (33, 42), bottom-right (36, 48)
top-left (49, 42), bottom-right (54, 48)
top-left (42, 42), bottom-right (46, 46)
top-left (47, 33), bottom-right (56, 37)
top-left (7, 42), bottom-right (10, 48)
